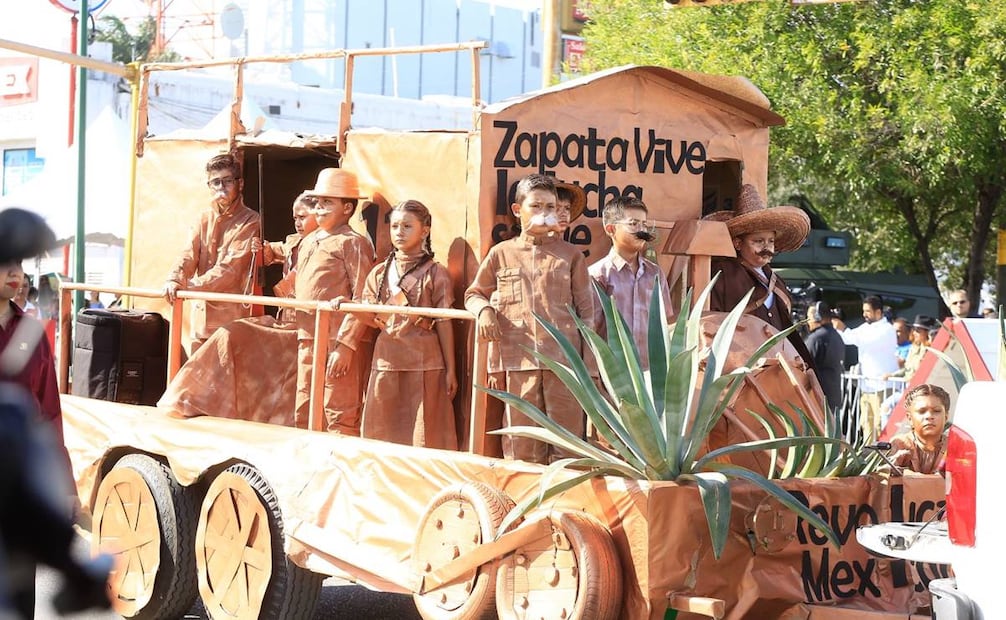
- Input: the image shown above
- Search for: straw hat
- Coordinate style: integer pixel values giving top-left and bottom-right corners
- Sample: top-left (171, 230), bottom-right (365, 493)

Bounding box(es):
top-left (704, 184), bottom-right (810, 253)
top-left (304, 168), bottom-right (368, 200)
top-left (554, 180), bottom-right (587, 222)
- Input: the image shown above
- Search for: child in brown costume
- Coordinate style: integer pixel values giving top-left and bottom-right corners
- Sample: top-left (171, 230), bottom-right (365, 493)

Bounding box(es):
top-left (294, 168), bottom-right (375, 433)
top-left (263, 191), bottom-right (317, 323)
top-left (465, 174), bottom-right (595, 464)
top-left (353, 200), bottom-right (458, 449)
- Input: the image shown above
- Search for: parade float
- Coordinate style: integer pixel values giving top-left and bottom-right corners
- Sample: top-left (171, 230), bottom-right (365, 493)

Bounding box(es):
top-left (20, 41), bottom-right (946, 619)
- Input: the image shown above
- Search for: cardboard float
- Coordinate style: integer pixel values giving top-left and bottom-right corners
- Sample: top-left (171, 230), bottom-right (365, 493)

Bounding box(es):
top-left (50, 44), bottom-right (944, 619)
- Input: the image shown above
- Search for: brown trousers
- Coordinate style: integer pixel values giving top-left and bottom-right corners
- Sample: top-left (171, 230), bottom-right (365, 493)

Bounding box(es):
top-left (295, 338), bottom-right (362, 435)
top-left (503, 369), bottom-right (584, 464)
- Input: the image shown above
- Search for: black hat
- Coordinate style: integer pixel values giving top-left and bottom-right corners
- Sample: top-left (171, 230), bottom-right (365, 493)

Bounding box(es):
top-left (0, 208), bottom-right (57, 264)
top-left (911, 315), bottom-right (939, 331)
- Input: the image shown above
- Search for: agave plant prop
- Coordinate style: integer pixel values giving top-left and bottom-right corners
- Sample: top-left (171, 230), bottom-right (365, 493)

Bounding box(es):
top-left (752, 404), bottom-right (885, 479)
top-left (482, 277), bottom-right (841, 558)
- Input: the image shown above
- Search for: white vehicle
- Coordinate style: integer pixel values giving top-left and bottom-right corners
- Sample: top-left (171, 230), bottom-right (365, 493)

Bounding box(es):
top-left (857, 381), bottom-right (1006, 619)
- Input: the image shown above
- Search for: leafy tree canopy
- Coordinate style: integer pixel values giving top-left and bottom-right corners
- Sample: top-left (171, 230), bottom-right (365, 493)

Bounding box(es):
top-left (582, 0), bottom-right (1006, 304)
top-left (94, 15), bottom-right (181, 64)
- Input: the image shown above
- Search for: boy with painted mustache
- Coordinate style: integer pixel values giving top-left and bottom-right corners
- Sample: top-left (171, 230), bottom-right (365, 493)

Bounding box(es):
top-left (465, 174), bottom-right (595, 464)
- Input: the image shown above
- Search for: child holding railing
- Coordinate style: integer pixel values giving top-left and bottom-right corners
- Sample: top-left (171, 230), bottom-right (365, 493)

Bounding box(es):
top-left (353, 200), bottom-right (458, 449)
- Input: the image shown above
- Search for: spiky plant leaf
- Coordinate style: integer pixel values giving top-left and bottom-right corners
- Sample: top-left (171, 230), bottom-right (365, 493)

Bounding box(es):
top-left (705, 462), bottom-right (839, 549)
top-left (647, 275), bottom-right (671, 416)
top-left (680, 472), bottom-right (731, 559)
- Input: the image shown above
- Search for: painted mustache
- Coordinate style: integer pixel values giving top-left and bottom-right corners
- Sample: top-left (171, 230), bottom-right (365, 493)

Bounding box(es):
top-left (529, 213), bottom-right (561, 230)
top-left (633, 230), bottom-right (655, 242)
top-left (757, 249), bottom-right (775, 258)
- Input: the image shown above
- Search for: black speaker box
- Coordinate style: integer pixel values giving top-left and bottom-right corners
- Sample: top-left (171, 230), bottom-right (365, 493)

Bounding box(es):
top-left (71, 309), bottom-right (168, 405)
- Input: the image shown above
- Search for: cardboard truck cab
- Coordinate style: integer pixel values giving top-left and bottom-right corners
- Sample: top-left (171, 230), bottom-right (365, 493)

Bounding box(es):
top-left (857, 381), bottom-right (1006, 619)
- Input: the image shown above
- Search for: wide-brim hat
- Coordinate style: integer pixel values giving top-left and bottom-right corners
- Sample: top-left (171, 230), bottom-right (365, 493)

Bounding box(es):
top-left (554, 180), bottom-right (587, 222)
top-left (703, 184), bottom-right (810, 253)
top-left (304, 168), bottom-right (368, 200)
top-left (911, 315), bottom-right (939, 331)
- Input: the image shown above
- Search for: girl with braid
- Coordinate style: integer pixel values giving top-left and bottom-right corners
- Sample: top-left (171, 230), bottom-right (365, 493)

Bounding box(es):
top-left (356, 200), bottom-right (458, 449)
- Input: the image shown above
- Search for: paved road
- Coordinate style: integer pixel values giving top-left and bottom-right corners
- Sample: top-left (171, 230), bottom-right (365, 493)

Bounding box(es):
top-left (36, 567), bottom-right (422, 620)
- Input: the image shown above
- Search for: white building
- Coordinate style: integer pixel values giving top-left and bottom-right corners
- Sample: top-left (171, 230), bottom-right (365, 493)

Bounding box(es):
top-left (0, 0), bottom-right (545, 285)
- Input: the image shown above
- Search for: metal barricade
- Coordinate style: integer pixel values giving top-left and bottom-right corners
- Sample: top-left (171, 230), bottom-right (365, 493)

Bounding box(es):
top-left (838, 371), bottom-right (909, 444)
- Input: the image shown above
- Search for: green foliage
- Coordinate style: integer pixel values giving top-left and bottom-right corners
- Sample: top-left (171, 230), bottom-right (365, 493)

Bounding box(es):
top-left (751, 404), bottom-right (884, 479)
top-left (95, 15), bottom-right (181, 64)
top-left (484, 278), bottom-right (841, 559)
top-left (581, 0), bottom-right (1006, 295)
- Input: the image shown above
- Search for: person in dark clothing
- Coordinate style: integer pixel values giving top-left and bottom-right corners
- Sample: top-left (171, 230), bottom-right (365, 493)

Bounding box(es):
top-left (706, 184), bottom-right (814, 369)
top-left (0, 208), bottom-right (112, 618)
top-left (804, 301), bottom-right (847, 416)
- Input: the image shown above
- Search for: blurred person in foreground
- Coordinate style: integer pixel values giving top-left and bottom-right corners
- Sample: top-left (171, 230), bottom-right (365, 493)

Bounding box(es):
top-left (0, 208), bottom-right (112, 618)
top-left (889, 383), bottom-right (949, 475)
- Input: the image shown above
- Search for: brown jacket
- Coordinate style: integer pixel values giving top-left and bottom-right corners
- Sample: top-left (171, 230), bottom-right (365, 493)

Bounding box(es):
top-left (294, 224), bottom-right (375, 347)
top-left (167, 201), bottom-right (260, 340)
top-left (709, 257), bottom-right (814, 369)
top-left (465, 233), bottom-right (595, 373)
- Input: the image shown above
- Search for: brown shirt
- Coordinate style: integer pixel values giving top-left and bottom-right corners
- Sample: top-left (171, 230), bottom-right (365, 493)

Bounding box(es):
top-left (709, 257), bottom-right (814, 369)
top-left (361, 257), bottom-right (454, 371)
top-left (465, 233), bottom-right (595, 373)
top-left (891, 432), bottom-right (945, 475)
top-left (167, 201), bottom-right (260, 339)
top-left (294, 224), bottom-right (375, 347)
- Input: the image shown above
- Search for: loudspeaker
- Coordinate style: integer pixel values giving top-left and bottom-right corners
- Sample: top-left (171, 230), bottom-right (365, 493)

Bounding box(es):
top-left (71, 309), bottom-right (168, 405)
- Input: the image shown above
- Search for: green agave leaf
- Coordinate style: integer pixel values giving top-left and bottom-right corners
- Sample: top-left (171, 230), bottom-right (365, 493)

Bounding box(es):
top-left (708, 288), bottom-right (754, 380)
top-left (481, 388), bottom-right (624, 466)
top-left (682, 370), bottom-right (748, 467)
top-left (647, 277), bottom-right (671, 417)
top-left (525, 348), bottom-right (647, 472)
top-left (679, 472), bottom-right (731, 560)
top-left (608, 299), bottom-right (657, 424)
top-left (742, 321), bottom-right (802, 370)
top-left (575, 298), bottom-right (637, 409)
top-left (769, 403), bottom-right (801, 479)
top-left (772, 403), bottom-right (809, 477)
top-left (497, 464), bottom-right (623, 536)
top-left (747, 410), bottom-right (781, 479)
top-left (668, 287), bottom-right (693, 358)
top-left (687, 274), bottom-right (720, 351)
top-left (706, 462), bottom-right (841, 549)
top-left (695, 436), bottom-right (843, 471)
top-left (618, 399), bottom-right (673, 479)
top-left (663, 347), bottom-right (698, 477)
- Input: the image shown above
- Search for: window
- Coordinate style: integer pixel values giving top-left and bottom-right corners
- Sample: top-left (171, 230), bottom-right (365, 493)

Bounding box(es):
top-left (2, 147), bottom-right (45, 196)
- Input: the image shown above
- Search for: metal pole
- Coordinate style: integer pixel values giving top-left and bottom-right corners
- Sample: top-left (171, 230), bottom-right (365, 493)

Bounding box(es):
top-left (541, 0), bottom-right (558, 89)
top-left (74, 0), bottom-right (89, 313)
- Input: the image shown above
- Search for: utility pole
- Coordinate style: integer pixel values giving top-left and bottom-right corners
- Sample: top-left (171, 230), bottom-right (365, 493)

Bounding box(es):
top-left (541, 0), bottom-right (559, 88)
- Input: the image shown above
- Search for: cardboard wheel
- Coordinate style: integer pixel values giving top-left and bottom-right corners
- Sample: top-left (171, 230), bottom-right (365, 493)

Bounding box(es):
top-left (496, 511), bottom-right (623, 620)
top-left (91, 453), bottom-right (198, 619)
top-left (413, 482), bottom-right (514, 620)
top-left (196, 463), bottom-right (322, 620)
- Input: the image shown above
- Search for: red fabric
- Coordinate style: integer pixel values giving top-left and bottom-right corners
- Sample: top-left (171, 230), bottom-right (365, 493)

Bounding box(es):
top-left (0, 301), bottom-right (62, 442)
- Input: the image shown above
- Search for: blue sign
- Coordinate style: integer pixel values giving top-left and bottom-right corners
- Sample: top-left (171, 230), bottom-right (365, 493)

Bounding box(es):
top-left (48, 0), bottom-right (112, 14)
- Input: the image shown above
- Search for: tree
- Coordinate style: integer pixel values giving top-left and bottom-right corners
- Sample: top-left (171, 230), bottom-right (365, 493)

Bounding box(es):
top-left (582, 0), bottom-right (1006, 309)
top-left (94, 15), bottom-right (181, 64)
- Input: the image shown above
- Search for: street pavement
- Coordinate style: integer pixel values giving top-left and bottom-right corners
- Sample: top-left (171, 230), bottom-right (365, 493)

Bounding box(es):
top-left (35, 567), bottom-right (422, 620)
